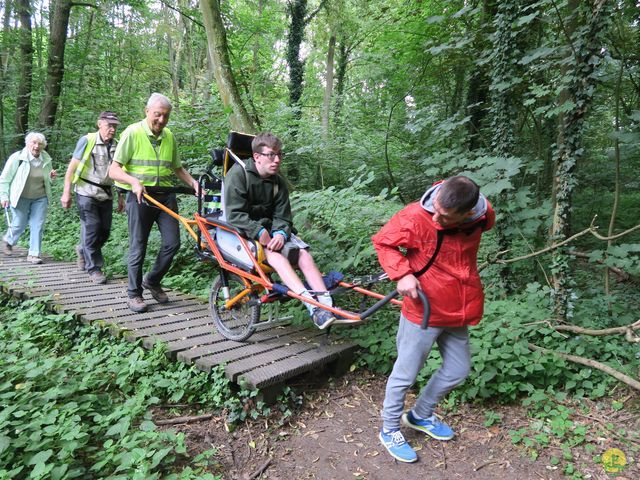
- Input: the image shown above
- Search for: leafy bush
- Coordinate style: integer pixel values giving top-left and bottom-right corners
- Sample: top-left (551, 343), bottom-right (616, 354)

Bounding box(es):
top-left (0, 297), bottom-right (227, 479)
top-left (417, 284), bottom-right (640, 404)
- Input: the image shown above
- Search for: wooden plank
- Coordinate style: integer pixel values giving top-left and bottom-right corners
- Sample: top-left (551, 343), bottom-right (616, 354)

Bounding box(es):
top-left (127, 316), bottom-right (214, 339)
top-left (0, 249), bottom-right (358, 394)
top-left (163, 332), bottom-right (225, 355)
top-left (183, 329), bottom-right (325, 371)
top-left (216, 343), bottom-right (319, 379)
top-left (116, 310), bottom-right (210, 330)
top-left (178, 324), bottom-right (318, 363)
top-left (170, 323), bottom-right (302, 356)
top-left (57, 296), bottom-right (130, 311)
top-left (81, 300), bottom-right (205, 322)
top-left (241, 343), bottom-right (357, 389)
top-left (131, 324), bottom-right (217, 347)
top-left (18, 282), bottom-right (126, 296)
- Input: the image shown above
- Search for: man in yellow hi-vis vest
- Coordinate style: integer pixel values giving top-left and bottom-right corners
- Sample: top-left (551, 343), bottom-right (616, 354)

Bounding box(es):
top-left (109, 93), bottom-right (199, 313)
top-left (61, 111), bottom-right (124, 285)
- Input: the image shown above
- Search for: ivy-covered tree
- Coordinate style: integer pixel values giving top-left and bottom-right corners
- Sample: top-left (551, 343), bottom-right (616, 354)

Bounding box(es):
top-left (550, 0), bottom-right (612, 319)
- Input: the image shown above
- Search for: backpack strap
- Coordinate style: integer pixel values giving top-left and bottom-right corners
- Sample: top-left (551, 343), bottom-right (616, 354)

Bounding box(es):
top-left (413, 217), bottom-right (487, 278)
top-left (234, 158), bottom-right (279, 199)
top-left (414, 230), bottom-right (444, 278)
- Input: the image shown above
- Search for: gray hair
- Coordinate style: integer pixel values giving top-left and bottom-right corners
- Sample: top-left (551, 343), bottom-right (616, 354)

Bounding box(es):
top-left (146, 92), bottom-right (172, 110)
top-left (25, 132), bottom-right (47, 148)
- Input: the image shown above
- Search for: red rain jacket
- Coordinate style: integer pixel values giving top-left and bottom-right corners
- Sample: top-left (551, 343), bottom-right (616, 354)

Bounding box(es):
top-left (372, 200), bottom-right (495, 327)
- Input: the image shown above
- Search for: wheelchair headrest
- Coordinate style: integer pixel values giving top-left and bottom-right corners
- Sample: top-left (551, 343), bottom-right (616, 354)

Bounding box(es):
top-left (226, 131), bottom-right (255, 159)
top-left (210, 148), bottom-right (225, 167)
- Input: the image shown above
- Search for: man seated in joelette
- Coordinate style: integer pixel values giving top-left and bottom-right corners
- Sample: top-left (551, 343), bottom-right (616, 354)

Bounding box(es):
top-left (224, 132), bottom-right (336, 330)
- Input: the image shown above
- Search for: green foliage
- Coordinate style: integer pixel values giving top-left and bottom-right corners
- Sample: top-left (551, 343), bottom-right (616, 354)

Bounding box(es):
top-left (508, 391), bottom-right (635, 478)
top-left (291, 166), bottom-right (402, 274)
top-left (0, 297), bottom-right (231, 479)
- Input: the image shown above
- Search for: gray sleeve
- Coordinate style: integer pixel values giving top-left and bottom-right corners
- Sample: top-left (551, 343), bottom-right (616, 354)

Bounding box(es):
top-left (72, 136), bottom-right (89, 160)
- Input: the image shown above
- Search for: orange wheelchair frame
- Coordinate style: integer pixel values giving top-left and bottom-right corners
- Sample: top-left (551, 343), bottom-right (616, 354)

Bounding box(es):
top-left (141, 132), bottom-right (429, 341)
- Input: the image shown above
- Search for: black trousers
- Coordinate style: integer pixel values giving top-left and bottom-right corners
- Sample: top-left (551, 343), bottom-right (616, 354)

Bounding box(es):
top-left (125, 192), bottom-right (180, 298)
top-left (76, 194), bottom-right (112, 273)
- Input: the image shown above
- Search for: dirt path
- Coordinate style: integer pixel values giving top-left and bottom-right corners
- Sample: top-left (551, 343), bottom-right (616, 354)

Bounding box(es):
top-left (173, 371), bottom-right (638, 479)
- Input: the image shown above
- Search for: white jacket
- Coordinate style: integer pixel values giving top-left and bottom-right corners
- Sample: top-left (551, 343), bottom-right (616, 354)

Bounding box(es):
top-left (0, 147), bottom-right (53, 207)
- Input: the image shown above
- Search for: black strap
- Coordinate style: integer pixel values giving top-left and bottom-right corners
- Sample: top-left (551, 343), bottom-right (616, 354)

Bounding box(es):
top-left (78, 176), bottom-right (112, 195)
top-left (413, 217), bottom-right (487, 278)
top-left (414, 230), bottom-right (444, 278)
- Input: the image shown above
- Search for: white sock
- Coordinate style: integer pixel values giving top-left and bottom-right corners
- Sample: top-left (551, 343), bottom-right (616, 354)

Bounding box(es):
top-left (316, 292), bottom-right (333, 308)
top-left (297, 289), bottom-right (317, 314)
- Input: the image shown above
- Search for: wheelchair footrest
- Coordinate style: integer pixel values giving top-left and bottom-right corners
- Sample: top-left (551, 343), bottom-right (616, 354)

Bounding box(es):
top-left (260, 291), bottom-right (288, 304)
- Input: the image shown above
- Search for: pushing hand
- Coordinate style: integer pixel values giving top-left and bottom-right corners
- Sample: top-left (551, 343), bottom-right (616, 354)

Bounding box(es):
top-left (397, 274), bottom-right (420, 299)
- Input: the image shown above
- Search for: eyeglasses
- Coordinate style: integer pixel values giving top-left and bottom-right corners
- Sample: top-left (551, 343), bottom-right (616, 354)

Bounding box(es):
top-left (258, 151), bottom-right (284, 160)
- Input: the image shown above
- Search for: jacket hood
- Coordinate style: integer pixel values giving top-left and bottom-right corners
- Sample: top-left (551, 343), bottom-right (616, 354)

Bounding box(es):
top-left (420, 183), bottom-right (487, 223)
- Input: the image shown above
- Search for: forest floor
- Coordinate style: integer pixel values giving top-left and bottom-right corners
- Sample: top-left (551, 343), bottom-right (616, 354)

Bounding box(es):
top-left (164, 370), bottom-right (639, 480)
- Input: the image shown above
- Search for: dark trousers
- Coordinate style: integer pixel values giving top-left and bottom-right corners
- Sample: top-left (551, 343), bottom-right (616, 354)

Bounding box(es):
top-left (77, 194), bottom-right (113, 273)
top-left (125, 192), bottom-right (180, 298)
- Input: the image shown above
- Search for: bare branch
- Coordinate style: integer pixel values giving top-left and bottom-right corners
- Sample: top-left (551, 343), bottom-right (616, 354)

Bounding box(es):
top-left (528, 343), bottom-right (640, 391)
top-left (246, 459), bottom-right (272, 480)
top-left (568, 250), bottom-right (633, 281)
top-left (158, 0), bottom-right (204, 28)
top-left (553, 319), bottom-right (640, 339)
top-left (154, 413), bottom-right (214, 425)
top-left (479, 219), bottom-right (640, 270)
top-left (305, 0), bottom-right (328, 25)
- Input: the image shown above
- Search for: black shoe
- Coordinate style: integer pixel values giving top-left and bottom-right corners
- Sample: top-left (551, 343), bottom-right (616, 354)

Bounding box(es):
top-left (142, 278), bottom-right (169, 304)
top-left (75, 245), bottom-right (85, 271)
top-left (89, 270), bottom-right (107, 284)
top-left (127, 296), bottom-right (148, 313)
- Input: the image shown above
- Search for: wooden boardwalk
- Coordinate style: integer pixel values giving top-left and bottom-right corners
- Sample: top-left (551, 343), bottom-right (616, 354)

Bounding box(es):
top-left (0, 248), bottom-right (356, 397)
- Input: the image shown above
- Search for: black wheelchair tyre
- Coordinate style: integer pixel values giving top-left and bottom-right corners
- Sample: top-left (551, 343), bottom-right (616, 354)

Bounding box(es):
top-left (210, 274), bottom-right (260, 341)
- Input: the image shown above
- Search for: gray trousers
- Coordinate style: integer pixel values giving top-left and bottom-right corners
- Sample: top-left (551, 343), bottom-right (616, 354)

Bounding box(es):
top-left (381, 314), bottom-right (471, 431)
top-left (125, 192), bottom-right (180, 298)
top-left (76, 194), bottom-right (112, 273)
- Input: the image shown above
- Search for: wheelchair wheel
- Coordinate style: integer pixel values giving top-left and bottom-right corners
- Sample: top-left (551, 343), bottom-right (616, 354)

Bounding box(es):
top-left (210, 274), bottom-right (260, 341)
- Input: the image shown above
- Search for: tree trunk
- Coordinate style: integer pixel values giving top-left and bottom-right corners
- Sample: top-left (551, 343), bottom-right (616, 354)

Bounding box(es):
top-left (550, 0), bottom-right (611, 319)
top-left (488, 0), bottom-right (521, 293)
top-left (287, 0), bottom-right (307, 115)
top-left (15, 0), bottom-right (33, 147)
top-left (199, 0), bottom-right (255, 133)
top-left (465, 0), bottom-right (494, 151)
top-left (604, 59), bottom-right (624, 301)
top-left (38, 0), bottom-right (73, 129)
top-left (321, 34), bottom-right (336, 139)
top-left (0, 0), bottom-right (13, 159)
top-left (333, 40), bottom-right (348, 124)
top-left (76, 10), bottom-right (95, 93)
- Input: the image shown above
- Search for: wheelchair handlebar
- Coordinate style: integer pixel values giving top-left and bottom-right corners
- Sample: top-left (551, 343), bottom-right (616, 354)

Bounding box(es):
top-left (145, 185), bottom-right (196, 195)
top-left (359, 289), bottom-right (430, 329)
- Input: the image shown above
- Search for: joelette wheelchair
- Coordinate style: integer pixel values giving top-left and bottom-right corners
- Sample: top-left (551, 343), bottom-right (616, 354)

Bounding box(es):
top-left (142, 132), bottom-right (429, 341)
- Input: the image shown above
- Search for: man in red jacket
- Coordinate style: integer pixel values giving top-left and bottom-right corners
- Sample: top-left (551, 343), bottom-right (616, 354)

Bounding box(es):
top-left (372, 175), bottom-right (495, 463)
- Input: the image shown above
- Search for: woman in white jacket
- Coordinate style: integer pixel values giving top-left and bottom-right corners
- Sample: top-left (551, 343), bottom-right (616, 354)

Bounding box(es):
top-left (0, 132), bottom-right (57, 264)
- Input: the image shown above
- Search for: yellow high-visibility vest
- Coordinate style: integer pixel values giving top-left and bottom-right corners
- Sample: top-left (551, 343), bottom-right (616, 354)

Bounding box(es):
top-left (114, 121), bottom-right (176, 190)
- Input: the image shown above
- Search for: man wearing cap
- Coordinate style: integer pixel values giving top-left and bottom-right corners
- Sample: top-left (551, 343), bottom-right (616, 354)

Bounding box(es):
top-left (108, 93), bottom-right (199, 313)
top-left (61, 111), bottom-right (124, 284)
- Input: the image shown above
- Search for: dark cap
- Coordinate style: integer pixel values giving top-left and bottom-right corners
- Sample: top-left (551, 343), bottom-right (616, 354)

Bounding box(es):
top-left (98, 111), bottom-right (120, 124)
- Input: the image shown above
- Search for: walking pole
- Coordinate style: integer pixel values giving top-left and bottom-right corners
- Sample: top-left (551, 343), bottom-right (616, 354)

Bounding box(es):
top-left (4, 206), bottom-right (13, 238)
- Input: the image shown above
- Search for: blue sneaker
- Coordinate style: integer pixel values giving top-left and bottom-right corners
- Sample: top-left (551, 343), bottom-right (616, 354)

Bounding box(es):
top-left (402, 410), bottom-right (454, 440)
top-left (312, 308), bottom-right (335, 329)
top-left (378, 429), bottom-right (418, 463)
